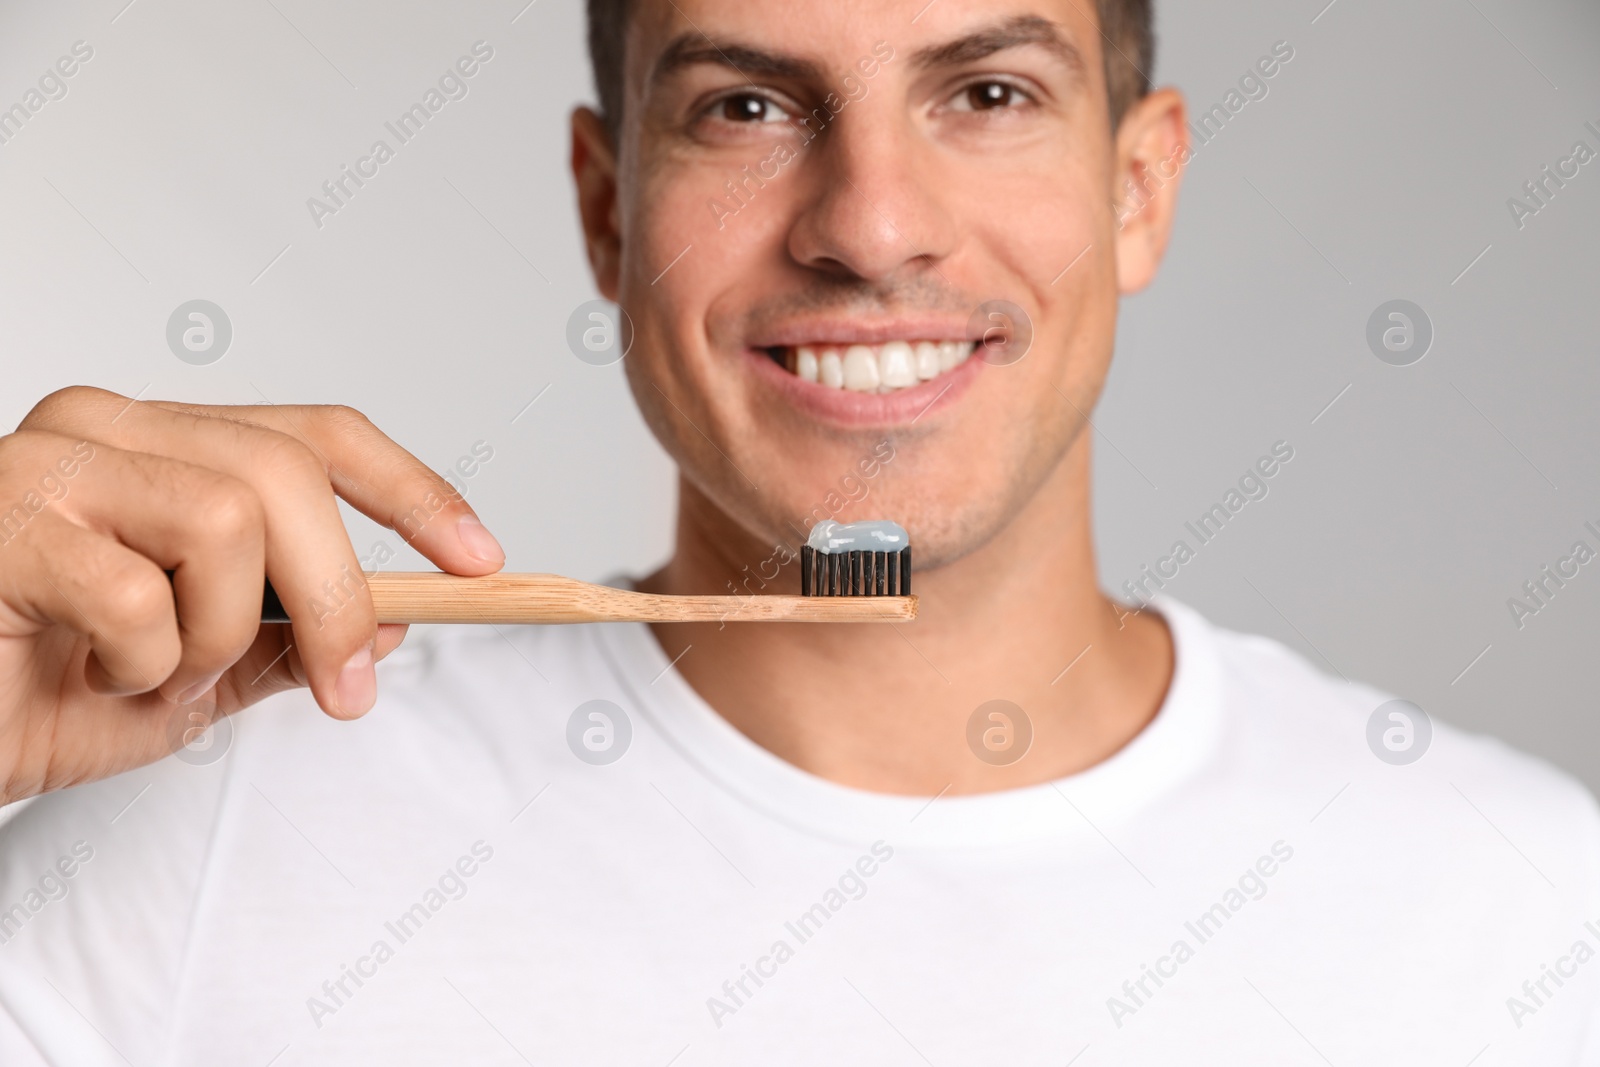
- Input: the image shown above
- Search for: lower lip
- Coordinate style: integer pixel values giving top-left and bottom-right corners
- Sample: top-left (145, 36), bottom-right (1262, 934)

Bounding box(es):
top-left (743, 346), bottom-right (985, 427)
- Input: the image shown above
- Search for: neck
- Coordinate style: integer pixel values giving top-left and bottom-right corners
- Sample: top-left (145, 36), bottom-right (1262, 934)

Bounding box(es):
top-left (638, 436), bottom-right (1173, 796)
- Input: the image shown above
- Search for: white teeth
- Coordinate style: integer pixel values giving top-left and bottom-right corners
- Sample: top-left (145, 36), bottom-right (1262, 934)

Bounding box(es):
top-left (819, 348), bottom-right (844, 388)
top-left (878, 341), bottom-right (916, 389)
top-left (939, 341), bottom-right (969, 372)
top-left (796, 346), bottom-right (819, 383)
top-left (842, 345), bottom-right (881, 392)
top-left (781, 341), bottom-right (972, 392)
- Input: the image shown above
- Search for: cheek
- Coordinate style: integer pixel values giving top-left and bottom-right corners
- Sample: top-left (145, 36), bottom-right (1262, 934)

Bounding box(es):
top-left (616, 163), bottom-right (719, 412)
top-left (624, 135), bottom-right (801, 282)
top-left (625, 154), bottom-right (807, 373)
top-left (962, 156), bottom-right (1117, 375)
top-left (622, 161), bottom-right (709, 296)
top-left (625, 154), bottom-right (750, 302)
top-left (973, 155), bottom-right (1109, 283)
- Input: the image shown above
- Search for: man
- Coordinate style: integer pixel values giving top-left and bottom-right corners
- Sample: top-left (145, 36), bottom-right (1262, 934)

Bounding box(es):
top-left (0, 0), bottom-right (1595, 1063)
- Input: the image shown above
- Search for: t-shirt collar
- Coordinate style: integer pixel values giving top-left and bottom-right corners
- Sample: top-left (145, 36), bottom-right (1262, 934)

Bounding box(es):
top-left (592, 596), bottom-right (1222, 849)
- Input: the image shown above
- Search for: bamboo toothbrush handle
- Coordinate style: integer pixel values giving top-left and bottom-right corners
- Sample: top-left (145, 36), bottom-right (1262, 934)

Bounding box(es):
top-left (262, 572), bottom-right (917, 624)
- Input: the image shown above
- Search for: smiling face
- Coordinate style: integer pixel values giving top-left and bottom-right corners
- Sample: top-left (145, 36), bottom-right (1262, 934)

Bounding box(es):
top-left (573, 0), bottom-right (1185, 573)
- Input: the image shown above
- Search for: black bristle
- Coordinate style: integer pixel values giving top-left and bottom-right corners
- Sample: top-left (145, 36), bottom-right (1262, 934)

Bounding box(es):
top-left (803, 541), bottom-right (913, 596)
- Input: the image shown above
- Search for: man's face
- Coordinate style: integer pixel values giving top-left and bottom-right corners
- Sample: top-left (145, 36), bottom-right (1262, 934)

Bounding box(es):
top-left (576, 0), bottom-right (1181, 570)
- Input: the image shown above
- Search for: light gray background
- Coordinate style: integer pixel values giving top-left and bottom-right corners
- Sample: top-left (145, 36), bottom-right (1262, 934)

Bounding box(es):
top-left (2, 1), bottom-right (1597, 786)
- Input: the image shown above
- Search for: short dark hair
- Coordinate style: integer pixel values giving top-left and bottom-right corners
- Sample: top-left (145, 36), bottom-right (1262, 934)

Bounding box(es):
top-left (587, 0), bottom-right (1153, 139)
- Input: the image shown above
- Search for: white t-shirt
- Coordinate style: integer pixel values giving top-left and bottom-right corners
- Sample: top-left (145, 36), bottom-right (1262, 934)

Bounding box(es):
top-left (1, 598), bottom-right (1597, 1065)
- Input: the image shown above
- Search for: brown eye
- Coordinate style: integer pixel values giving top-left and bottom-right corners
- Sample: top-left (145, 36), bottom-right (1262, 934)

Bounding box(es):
top-left (719, 94), bottom-right (781, 123)
top-left (965, 82), bottom-right (1016, 110)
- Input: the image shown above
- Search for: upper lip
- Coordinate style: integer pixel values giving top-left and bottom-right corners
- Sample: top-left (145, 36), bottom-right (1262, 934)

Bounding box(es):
top-left (747, 316), bottom-right (977, 348)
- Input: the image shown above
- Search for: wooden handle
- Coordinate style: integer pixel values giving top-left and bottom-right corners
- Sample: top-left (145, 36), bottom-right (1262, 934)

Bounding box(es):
top-left (280, 572), bottom-right (916, 624)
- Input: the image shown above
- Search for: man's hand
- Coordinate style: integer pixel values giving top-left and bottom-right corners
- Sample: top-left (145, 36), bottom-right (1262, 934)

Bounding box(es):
top-left (0, 387), bottom-right (505, 803)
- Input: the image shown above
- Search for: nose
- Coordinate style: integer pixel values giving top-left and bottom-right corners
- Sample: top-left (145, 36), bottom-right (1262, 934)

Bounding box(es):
top-left (786, 104), bottom-right (958, 284)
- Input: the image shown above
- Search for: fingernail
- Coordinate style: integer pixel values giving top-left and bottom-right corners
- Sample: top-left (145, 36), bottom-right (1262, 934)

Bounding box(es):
top-left (335, 646), bottom-right (376, 716)
top-left (456, 516), bottom-right (505, 565)
top-left (176, 672), bottom-right (223, 706)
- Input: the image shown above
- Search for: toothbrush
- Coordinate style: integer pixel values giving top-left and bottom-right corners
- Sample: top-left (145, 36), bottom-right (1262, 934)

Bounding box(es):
top-left (247, 520), bottom-right (916, 625)
top-left (255, 571), bottom-right (915, 624)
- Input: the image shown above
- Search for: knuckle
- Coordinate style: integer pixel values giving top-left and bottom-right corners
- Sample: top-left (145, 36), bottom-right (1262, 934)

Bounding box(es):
top-left (316, 404), bottom-right (374, 436)
top-left (20, 386), bottom-right (116, 431)
top-left (255, 434), bottom-right (326, 486)
top-left (295, 580), bottom-right (376, 641)
top-left (0, 430), bottom-right (43, 469)
top-left (0, 427), bottom-right (70, 462)
top-left (99, 568), bottom-right (175, 632)
top-left (311, 565), bottom-right (376, 628)
top-left (183, 621), bottom-right (258, 671)
top-left (192, 475), bottom-right (265, 545)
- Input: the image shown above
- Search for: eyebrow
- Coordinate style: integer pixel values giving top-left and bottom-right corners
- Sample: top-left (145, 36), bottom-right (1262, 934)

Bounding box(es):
top-left (651, 35), bottom-right (822, 86)
top-left (911, 15), bottom-right (1085, 75)
top-left (650, 15), bottom-right (1083, 89)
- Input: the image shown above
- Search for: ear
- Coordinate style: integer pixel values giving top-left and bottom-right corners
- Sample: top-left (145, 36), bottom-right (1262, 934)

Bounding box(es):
top-left (571, 106), bottom-right (622, 300)
top-left (1110, 88), bottom-right (1188, 295)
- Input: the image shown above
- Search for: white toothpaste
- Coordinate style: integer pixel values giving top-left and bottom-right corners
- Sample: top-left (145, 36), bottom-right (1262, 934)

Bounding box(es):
top-left (806, 519), bottom-right (910, 554)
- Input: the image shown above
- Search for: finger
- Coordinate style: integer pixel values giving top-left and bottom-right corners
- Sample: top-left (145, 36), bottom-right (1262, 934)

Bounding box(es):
top-left (4, 516), bottom-right (182, 694)
top-left (374, 623), bottom-right (409, 661)
top-left (213, 623), bottom-right (408, 713)
top-left (29, 438), bottom-right (270, 705)
top-left (26, 393), bottom-right (380, 719)
top-left (145, 400), bottom-right (505, 576)
top-left (0, 431), bottom-right (268, 698)
top-left (211, 624), bottom-right (295, 712)
top-left (28, 389), bottom-right (504, 574)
